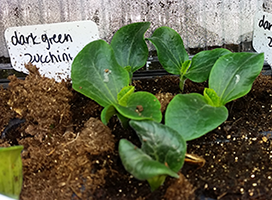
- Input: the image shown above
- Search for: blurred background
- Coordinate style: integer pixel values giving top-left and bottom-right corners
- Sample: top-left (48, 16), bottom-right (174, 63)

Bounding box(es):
top-left (0, 0), bottom-right (270, 79)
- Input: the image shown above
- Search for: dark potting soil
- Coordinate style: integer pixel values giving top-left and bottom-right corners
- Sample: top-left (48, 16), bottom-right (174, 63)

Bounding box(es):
top-left (1, 63), bottom-right (272, 200)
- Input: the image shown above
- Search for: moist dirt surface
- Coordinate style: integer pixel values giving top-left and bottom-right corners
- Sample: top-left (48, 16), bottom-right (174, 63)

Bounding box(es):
top-left (1, 64), bottom-right (272, 200)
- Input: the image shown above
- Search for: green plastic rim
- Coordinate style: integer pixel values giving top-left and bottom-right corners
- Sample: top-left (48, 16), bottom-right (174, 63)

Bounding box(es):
top-left (0, 145), bottom-right (24, 200)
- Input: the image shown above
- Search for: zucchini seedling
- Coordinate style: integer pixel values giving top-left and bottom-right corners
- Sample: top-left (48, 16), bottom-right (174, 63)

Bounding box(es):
top-left (119, 120), bottom-right (186, 191)
top-left (71, 22), bottom-right (162, 127)
top-left (165, 52), bottom-right (264, 141)
top-left (147, 26), bottom-right (231, 91)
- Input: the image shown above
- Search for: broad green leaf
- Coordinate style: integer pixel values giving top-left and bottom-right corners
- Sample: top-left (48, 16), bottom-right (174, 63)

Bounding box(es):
top-left (101, 104), bottom-right (116, 125)
top-left (117, 86), bottom-right (135, 106)
top-left (165, 94), bottom-right (228, 141)
top-left (118, 139), bottom-right (179, 190)
top-left (114, 92), bottom-right (162, 123)
top-left (71, 40), bottom-right (129, 107)
top-left (148, 26), bottom-right (189, 75)
top-left (203, 88), bottom-right (222, 107)
top-left (111, 22), bottom-right (150, 72)
top-left (186, 48), bottom-right (231, 82)
top-left (129, 120), bottom-right (186, 173)
top-left (209, 52), bottom-right (264, 105)
top-left (0, 146), bottom-right (23, 200)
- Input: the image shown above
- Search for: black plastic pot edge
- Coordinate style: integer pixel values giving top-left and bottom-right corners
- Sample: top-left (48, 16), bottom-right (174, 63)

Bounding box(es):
top-left (0, 63), bottom-right (271, 88)
top-left (0, 77), bottom-right (25, 89)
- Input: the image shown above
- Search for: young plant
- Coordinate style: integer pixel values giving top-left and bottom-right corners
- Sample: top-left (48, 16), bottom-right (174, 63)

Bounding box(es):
top-left (119, 120), bottom-right (186, 191)
top-left (0, 146), bottom-right (23, 200)
top-left (165, 52), bottom-right (264, 141)
top-left (71, 23), bottom-right (162, 126)
top-left (111, 22), bottom-right (150, 81)
top-left (118, 52), bottom-right (264, 191)
top-left (147, 26), bottom-right (231, 91)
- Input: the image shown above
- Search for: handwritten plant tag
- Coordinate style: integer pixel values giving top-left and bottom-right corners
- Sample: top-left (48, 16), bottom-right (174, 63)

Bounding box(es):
top-left (5, 20), bottom-right (99, 81)
top-left (253, 10), bottom-right (272, 68)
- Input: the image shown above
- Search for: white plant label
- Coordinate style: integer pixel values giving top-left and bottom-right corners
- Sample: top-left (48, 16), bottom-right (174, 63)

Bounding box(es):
top-left (253, 11), bottom-right (272, 67)
top-left (5, 20), bottom-right (99, 81)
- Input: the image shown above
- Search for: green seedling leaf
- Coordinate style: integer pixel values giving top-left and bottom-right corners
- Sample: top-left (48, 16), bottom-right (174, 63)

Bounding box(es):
top-left (114, 92), bottom-right (162, 123)
top-left (119, 139), bottom-right (179, 191)
top-left (129, 120), bottom-right (186, 173)
top-left (71, 40), bottom-right (129, 107)
top-left (117, 86), bottom-right (135, 106)
top-left (124, 66), bottom-right (132, 72)
top-left (180, 60), bottom-right (191, 75)
top-left (179, 60), bottom-right (191, 92)
top-left (101, 104), bottom-right (116, 125)
top-left (148, 26), bottom-right (189, 75)
top-left (209, 52), bottom-right (264, 105)
top-left (165, 93), bottom-right (228, 141)
top-left (186, 48), bottom-right (231, 82)
top-left (111, 22), bottom-right (150, 72)
top-left (204, 88), bottom-right (222, 107)
top-left (0, 146), bottom-right (23, 199)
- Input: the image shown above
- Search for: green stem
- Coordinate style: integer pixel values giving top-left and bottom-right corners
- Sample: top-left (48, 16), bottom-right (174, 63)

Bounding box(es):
top-left (116, 113), bottom-right (130, 129)
top-left (179, 76), bottom-right (187, 93)
top-left (147, 175), bottom-right (167, 192)
top-left (129, 71), bottom-right (133, 85)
